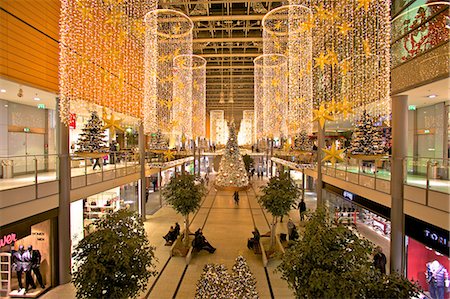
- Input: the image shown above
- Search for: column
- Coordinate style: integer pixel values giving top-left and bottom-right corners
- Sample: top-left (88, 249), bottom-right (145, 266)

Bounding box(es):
top-left (158, 168), bottom-right (162, 207)
top-left (57, 98), bottom-right (71, 284)
top-left (390, 95), bottom-right (408, 274)
top-left (316, 123), bottom-right (325, 205)
top-left (138, 124), bottom-right (146, 219)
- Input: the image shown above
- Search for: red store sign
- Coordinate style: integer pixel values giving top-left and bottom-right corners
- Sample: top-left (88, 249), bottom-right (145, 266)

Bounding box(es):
top-left (0, 233), bottom-right (17, 248)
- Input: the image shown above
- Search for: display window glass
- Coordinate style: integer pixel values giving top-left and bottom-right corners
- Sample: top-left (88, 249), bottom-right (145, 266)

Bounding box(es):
top-left (407, 237), bottom-right (450, 299)
top-left (0, 220), bottom-right (51, 297)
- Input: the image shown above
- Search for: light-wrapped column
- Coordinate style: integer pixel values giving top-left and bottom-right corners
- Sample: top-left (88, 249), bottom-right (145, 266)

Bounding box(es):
top-left (173, 55), bottom-right (193, 138)
top-left (263, 5), bottom-right (313, 135)
top-left (191, 56), bottom-right (207, 139)
top-left (59, 0), bottom-right (157, 124)
top-left (144, 9), bottom-right (193, 135)
top-left (254, 56), bottom-right (265, 141)
top-left (210, 110), bottom-right (224, 145)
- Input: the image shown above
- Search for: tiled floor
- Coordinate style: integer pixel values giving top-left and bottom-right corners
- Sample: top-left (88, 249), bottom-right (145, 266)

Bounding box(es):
top-left (40, 176), bottom-right (389, 299)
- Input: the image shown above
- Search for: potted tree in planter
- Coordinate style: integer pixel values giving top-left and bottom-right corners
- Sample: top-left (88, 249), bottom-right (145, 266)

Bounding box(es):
top-left (258, 172), bottom-right (300, 253)
top-left (162, 173), bottom-right (206, 254)
top-left (277, 208), bottom-right (421, 298)
top-left (72, 209), bottom-right (157, 299)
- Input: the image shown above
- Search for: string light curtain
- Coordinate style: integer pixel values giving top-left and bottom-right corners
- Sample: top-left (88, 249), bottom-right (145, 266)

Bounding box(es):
top-left (237, 110), bottom-right (255, 145)
top-left (59, 0), bottom-right (157, 124)
top-left (144, 9), bottom-right (193, 135)
top-left (255, 54), bottom-right (288, 140)
top-left (191, 55), bottom-right (207, 139)
top-left (288, 0), bottom-right (391, 120)
top-left (262, 5), bottom-right (313, 135)
top-left (172, 55), bottom-right (193, 138)
top-left (254, 55), bottom-right (265, 141)
top-left (210, 110), bottom-right (228, 145)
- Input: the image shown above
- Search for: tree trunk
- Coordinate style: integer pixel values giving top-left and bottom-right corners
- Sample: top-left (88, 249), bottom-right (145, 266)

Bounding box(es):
top-left (184, 214), bottom-right (190, 246)
top-left (270, 216), bottom-right (277, 249)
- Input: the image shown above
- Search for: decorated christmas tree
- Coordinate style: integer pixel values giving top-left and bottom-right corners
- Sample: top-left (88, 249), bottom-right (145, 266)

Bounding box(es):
top-left (215, 121), bottom-right (249, 188)
top-left (349, 111), bottom-right (386, 155)
top-left (195, 264), bottom-right (231, 299)
top-left (230, 256), bottom-right (259, 299)
top-left (293, 131), bottom-right (313, 151)
top-left (148, 129), bottom-right (168, 150)
top-left (76, 111), bottom-right (107, 153)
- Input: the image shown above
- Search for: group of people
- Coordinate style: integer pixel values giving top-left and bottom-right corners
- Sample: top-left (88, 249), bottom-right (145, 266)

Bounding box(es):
top-left (192, 228), bottom-right (216, 253)
top-left (12, 245), bottom-right (45, 292)
top-left (163, 222), bottom-right (180, 244)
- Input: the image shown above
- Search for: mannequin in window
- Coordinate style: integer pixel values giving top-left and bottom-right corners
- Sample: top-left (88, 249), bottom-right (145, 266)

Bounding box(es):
top-left (426, 260), bottom-right (449, 299)
top-left (12, 245), bottom-right (26, 291)
top-left (28, 246), bottom-right (45, 289)
top-left (21, 246), bottom-right (36, 291)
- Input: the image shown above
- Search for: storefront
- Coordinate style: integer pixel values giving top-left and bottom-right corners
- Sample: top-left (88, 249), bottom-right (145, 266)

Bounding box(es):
top-left (0, 210), bottom-right (57, 297)
top-left (70, 181), bottom-right (139, 264)
top-left (324, 183), bottom-right (450, 299)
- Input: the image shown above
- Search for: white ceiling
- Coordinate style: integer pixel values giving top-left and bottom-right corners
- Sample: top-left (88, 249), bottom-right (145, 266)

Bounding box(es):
top-left (0, 77), bottom-right (57, 109)
top-left (401, 77), bottom-right (450, 109)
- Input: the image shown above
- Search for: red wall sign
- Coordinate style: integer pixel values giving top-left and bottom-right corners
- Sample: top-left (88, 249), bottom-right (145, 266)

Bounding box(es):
top-left (69, 113), bottom-right (77, 129)
top-left (0, 233), bottom-right (17, 248)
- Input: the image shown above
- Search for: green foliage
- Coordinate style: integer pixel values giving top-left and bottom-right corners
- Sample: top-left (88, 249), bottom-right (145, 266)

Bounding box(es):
top-left (258, 172), bottom-right (300, 218)
top-left (277, 208), bottom-right (421, 299)
top-left (72, 209), bottom-right (157, 299)
top-left (162, 173), bottom-right (206, 216)
top-left (242, 154), bottom-right (254, 173)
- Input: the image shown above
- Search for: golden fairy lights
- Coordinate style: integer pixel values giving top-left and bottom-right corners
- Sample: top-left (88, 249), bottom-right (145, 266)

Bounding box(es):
top-left (144, 9), bottom-right (193, 135)
top-left (254, 54), bottom-right (288, 139)
top-left (262, 5), bottom-right (313, 135)
top-left (59, 0), bottom-right (157, 124)
top-left (210, 110), bottom-right (228, 145)
top-left (238, 110), bottom-right (255, 145)
top-left (288, 0), bottom-right (391, 122)
top-left (254, 57), bottom-right (264, 141)
top-left (190, 56), bottom-right (207, 139)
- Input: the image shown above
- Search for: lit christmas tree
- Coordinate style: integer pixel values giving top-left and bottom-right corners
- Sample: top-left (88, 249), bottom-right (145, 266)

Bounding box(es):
top-left (215, 121), bottom-right (249, 188)
top-left (231, 256), bottom-right (259, 299)
top-left (148, 129), bottom-right (168, 150)
top-left (195, 264), bottom-right (231, 299)
top-left (349, 111), bottom-right (386, 155)
top-left (293, 131), bottom-right (313, 151)
top-left (76, 111), bottom-right (107, 153)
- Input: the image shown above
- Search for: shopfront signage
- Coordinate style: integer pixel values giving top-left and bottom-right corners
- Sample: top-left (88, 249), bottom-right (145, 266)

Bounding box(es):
top-left (343, 191), bottom-right (354, 201)
top-left (424, 229), bottom-right (449, 248)
top-left (37, 103), bottom-right (46, 109)
top-left (69, 113), bottom-right (77, 129)
top-left (0, 233), bottom-right (17, 248)
top-left (23, 127), bottom-right (30, 133)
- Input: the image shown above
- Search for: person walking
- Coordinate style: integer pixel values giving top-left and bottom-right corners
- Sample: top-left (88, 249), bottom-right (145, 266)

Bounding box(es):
top-left (299, 199), bottom-right (306, 221)
top-left (373, 246), bottom-right (387, 274)
top-left (233, 191), bottom-right (240, 205)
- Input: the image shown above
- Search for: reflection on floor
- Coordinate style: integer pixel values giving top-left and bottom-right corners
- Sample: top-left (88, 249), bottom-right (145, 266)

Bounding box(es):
top-left (0, 161), bottom-right (139, 191)
top-left (42, 176), bottom-right (392, 299)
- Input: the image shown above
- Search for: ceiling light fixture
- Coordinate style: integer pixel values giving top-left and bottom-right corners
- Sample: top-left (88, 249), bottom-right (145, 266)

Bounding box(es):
top-left (34, 94), bottom-right (41, 101)
top-left (0, 89), bottom-right (6, 93)
top-left (427, 94), bottom-right (437, 98)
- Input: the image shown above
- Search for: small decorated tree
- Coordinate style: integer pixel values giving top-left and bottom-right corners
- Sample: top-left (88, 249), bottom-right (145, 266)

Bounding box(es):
top-left (76, 111), bottom-right (107, 153)
top-left (195, 264), bottom-right (231, 299)
top-left (231, 255), bottom-right (259, 298)
top-left (349, 111), bottom-right (386, 155)
top-left (277, 208), bottom-right (421, 298)
top-left (215, 121), bottom-right (249, 188)
top-left (162, 173), bottom-right (206, 246)
top-left (72, 209), bottom-right (157, 299)
top-left (293, 131), bottom-right (313, 151)
top-left (148, 129), bottom-right (169, 150)
top-left (258, 173), bottom-right (300, 249)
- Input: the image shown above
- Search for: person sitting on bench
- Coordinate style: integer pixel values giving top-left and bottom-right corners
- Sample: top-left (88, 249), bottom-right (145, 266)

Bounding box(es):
top-left (192, 228), bottom-right (216, 253)
top-left (289, 224), bottom-right (299, 241)
top-left (163, 226), bottom-right (176, 243)
top-left (173, 222), bottom-right (180, 239)
top-left (247, 228), bottom-right (260, 250)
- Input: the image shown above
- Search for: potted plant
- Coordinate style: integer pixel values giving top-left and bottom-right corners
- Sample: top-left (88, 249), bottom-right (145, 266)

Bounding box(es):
top-left (72, 209), bottom-right (157, 299)
top-left (162, 173), bottom-right (206, 251)
top-left (258, 172), bottom-right (300, 251)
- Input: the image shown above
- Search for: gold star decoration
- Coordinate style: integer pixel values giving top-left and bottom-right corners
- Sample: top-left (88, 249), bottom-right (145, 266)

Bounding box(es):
top-left (339, 97), bottom-right (355, 118)
top-left (172, 24), bottom-right (181, 34)
top-left (337, 22), bottom-right (353, 36)
top-left (322, 143), bottom-right (345, 165)
top-left (356, 0), bottom-right (373, 11)
top-left (340, 59), bottom-right (352, 75)
top-left (314, 52), bottom-right (328, 71)
top-left (300, 15), bottom-right (315, 32)
top-left (312, 103), bottom-right (335, 128)
top-left (363, 39), bottom-right (371, 56)
top-left (326, 48), bottom-right (338, 67)
top-left (163, 150), bottom-right (175, 162)
top-left (274, 21), bottom-right (283, 30)
top-left (327, 98), bottom-right (339, 115)
top-left (102, 108), bottom-right (124, 135)
top-left (271, 78), bottom-right (279, 87)
top-left (315, 4), bottom-right (329, 21)
top-left (328, 10), bottom-right (340, 23)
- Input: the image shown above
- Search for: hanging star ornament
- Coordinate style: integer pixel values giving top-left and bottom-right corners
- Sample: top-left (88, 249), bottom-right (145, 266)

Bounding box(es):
top-left (312, 103), bottom-right (335, 128)
top-left (337, 22), bottom-right (353, 36)
top-left (314, 52), bottom-right (328, 71)
top-left (357, 0), bottom-right (373, 11)
top-left (339, 97), bottom-right (355, 118)
top-left (322, 143), bottom-right (345, 165)
top-left (340, 59), bottom-right (352, 75)
top-left (102, 108), bottom-right (124, 134)
top-left (326, 48), bottom-right (338, 67)
top-left (163, 150), bottom-right (175, 162)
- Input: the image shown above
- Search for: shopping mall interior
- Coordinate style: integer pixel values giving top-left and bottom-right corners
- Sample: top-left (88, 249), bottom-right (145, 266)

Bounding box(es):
top-left (0, 0), bottom-right (449, 298)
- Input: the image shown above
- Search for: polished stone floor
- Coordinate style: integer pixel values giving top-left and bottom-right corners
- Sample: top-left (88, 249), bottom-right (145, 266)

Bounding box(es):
top-left (41, 176), bottom-right (388, 299)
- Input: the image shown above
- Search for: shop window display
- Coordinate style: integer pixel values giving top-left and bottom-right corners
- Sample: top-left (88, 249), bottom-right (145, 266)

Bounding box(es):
top-left (0, 220), bottom-right (51, 297)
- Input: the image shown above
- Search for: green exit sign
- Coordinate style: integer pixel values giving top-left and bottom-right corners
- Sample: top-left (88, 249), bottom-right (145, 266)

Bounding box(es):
top-left (408, 105), bottom-right (416, 111)
top-left (37, 103), bottom-right (46, 109)
top-left (23, 127), bottom-right (30, 133)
